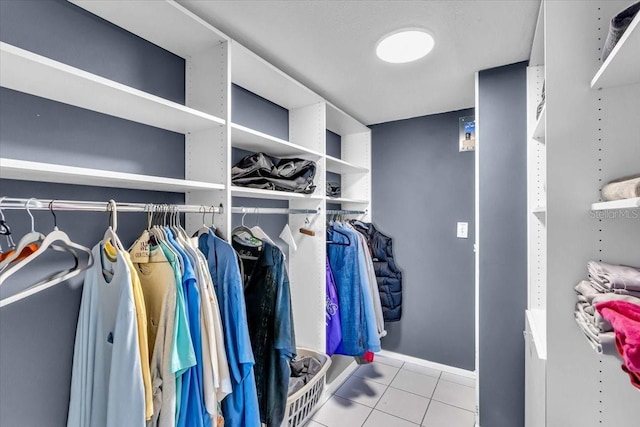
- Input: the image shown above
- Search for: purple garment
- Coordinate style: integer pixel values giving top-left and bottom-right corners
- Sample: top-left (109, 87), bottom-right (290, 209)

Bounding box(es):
top-left (326, 258), bottom-right (342, 355)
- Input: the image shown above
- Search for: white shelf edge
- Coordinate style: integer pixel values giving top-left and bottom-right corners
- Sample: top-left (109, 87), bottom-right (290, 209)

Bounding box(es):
top-left (0, 158), bottom-right (225, 193)
top-left (532, 205), bottom-right (547, 214)
top-left (326, 197), bottom-right (369, 204)
top-left (530, 106), bottom-right (546, 141)
top-left (325, 155), bottom-right (369, 174)
top-left (70, 0), bottom-right (229, 58)
top-left (528, 0), bottom-right (545, 67)
top-left (231, 186), bottom-right (324, 201)
top-left (526, 309), bottom-right (547, 360)
top-left (326, 102), bottom-right (369, 135)
top-left (591, 13), bottom-right (640, 89)
top-left (0, 42), bottom-right (225, 134)
top-left (591, 197), bottom-right (640, 211)
top-left (231, 41), bottom-right (322, 110)
top-left (231, 123), bottom-right (322, 158)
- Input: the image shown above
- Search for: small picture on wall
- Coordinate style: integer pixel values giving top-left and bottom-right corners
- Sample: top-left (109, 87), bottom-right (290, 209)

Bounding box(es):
top-left (459, 115), bottom-right (475, 152)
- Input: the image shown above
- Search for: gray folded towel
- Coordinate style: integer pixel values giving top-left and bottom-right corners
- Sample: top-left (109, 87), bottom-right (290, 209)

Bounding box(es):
top-left (575, 279), bottom-right (640, 302)
top-left (602, 174), bottom-right (640, 201)
top-left (574, 310), bottom-right (619, 357)
top-left (601, 1), bottom-right (640, 62)
top-left (588, 261), bottom-right (640, 292)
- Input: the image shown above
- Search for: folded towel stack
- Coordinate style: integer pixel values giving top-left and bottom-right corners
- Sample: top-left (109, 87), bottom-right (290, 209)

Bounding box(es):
top-left (601, 2), bottom-right (640, 62)
top-left (596, 301), bottom-right (640, 390)
top-left (602, 174), bottom-right (640, 202)
top-left (575, 261), bottom-right (640, 390)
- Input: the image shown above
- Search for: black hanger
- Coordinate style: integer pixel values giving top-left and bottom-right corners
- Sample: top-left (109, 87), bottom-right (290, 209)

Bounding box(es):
top-left (326, 224), bottom-right (350, 246)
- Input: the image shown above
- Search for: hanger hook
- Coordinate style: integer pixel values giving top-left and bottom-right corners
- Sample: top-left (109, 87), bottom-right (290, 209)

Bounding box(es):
top-left (25, 197), bottom-right (36, 233)
top-left (210, 205), bottom-right (216, 226)
top-left (107, 199), bottom-right (117, 232)
top-left (0, 197), bottom-right (16, 249)
top-left (241, 208), bottom-right (247, 227)
top-left (0, 197), bottom-right (7, 222)
top-left (200, 205), bottom-right (206, 226)
top-left (49, 200), bottom-right (58, 229)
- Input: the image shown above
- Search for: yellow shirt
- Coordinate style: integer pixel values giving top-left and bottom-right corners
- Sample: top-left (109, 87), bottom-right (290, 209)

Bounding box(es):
top-left (105, 241), bottom-right (154, 421)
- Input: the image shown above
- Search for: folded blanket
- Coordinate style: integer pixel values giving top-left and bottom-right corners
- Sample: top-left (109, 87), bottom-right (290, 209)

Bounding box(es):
top-left (601, 2), bottom-right (640, 62)
top-left (588, 261), bottom-right (640, 292)
top-left (596, 300), bottom-right (640, 390)
top-left (602, 174), bottom-right (640, 201)
top-left (575, 280), bottom-right (640, 302)
top-left (574, 310), bottom-right (618, 356)
top-left (596, 300), bottom-right (640, 369)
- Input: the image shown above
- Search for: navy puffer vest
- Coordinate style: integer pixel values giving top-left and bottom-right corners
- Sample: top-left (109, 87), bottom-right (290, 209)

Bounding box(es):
top-left (351, 221), bottom-right (403, 322)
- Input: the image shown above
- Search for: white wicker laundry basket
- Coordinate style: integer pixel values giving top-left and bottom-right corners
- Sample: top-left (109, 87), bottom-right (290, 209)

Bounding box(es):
top-left (283, 348), bottom-right (332, 427)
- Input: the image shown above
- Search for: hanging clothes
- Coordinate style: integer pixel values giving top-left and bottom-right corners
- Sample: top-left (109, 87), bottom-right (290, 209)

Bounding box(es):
top-left (351, 220), bottom-right (403, 322)
top-left (131, 238), bottom-right (179, 427)
top-left (325, 257), bottom-right (342, 356)
top-left (327, 223), bottom-right (381, 356)
top-left (67, 243), bottom-right (145, 427)
top-left (233, 237), bottom-right (296, 427)
top-left (198, 230), bottom-right (261, 427)
top-left (105, 241), bottom-right (153, 421)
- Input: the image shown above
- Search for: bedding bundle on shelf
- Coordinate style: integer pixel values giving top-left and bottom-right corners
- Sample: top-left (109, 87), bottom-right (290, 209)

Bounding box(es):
top-left (602, 174), bottom-right (640, 202)
top-left (574, 260), bottom-right (640, 389)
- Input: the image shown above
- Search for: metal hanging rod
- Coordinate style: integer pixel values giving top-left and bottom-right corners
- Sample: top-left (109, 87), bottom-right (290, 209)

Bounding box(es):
top-left (231, 207), bottom-right (318, 215)
top-left (326, 209), bottom-right (367, 215)
top-left (0, 198), bottom-right (223, 214)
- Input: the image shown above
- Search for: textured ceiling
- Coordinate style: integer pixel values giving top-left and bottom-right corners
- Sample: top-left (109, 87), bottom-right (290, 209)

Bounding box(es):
top-left (178, 0), bottom-right (540, 125)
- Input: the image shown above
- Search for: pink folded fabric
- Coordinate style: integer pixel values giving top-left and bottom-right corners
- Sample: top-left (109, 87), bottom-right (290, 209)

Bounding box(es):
top-left (595, 300), bottom-right (640, 390)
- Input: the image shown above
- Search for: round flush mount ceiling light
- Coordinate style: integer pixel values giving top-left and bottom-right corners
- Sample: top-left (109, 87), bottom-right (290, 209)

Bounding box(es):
top-left (376, 29), bottom-right (435, 64)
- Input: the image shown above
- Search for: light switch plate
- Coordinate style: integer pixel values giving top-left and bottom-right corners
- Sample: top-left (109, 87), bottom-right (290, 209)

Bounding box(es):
top-left (457, 222), bottom-right (469, 238)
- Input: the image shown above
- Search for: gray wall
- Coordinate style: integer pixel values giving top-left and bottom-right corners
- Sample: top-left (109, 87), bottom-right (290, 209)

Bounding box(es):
top-left (0, 1), bottom-right (185, 425)
top-left (370, 108), bottom-right (476, 371)
top-left (477, 62), bottom-right (528, 427)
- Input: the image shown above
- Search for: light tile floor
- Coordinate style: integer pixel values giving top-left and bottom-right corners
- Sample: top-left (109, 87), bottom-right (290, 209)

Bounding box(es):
top-left (308, 355), bottom-right (476, 427)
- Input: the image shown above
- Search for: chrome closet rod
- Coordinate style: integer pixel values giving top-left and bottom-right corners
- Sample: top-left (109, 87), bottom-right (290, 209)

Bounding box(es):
top-left (0, 198), bottom-right (223, 214)
top-left (231, 207), bottom-right (318, 215)
top-left (326, 209), bottom-right (367, 215)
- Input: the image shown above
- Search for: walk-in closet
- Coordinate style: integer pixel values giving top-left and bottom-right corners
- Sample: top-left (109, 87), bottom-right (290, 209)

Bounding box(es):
top-left (0, 1), bottom-right (638, 427)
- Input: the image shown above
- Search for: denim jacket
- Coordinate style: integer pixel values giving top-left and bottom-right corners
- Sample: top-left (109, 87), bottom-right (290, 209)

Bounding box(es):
top-left (233, 239), bottom-right (296, 427)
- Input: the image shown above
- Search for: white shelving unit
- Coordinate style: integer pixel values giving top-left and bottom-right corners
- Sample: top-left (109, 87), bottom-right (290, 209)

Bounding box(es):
top-left (231, 123), bottom-right (322, 159)
top-left (530, 106), bottom-right (546, 142)
top-left (0, 159), bottom-right (224, 193)
top-left (526, 2), bottom-right (640, 427)
top-left (591, 197), bottom-right (640, 211)
top-left (590, 13), bottom-right (640, 89)
top-left (231, 186), bottom-right (324, 201)
top-left (2, 0), bottom-right (372, 412)
top-left (0, 42), bottom-right (225, 134)
top-left (325, 156), bottom-right (368, 175)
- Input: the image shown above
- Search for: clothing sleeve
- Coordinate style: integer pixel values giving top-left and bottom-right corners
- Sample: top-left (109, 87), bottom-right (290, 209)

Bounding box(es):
top-left (106, 273), bottom-right (146, 427)
top-left (67, 276), bottom-right (94, 427)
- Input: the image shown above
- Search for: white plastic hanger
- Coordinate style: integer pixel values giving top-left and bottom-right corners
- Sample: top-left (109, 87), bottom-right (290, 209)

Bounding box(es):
top-left (0, 198), bottom-right (45, 271)
top-left (0, 201), bottom-right (93, 308)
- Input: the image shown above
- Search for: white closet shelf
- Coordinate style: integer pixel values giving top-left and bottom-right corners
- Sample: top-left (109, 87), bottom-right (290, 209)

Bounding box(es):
top-left (526, 309), bottom-right (547, 360)
top-left (232, 42), bottom-right (322, 110)
top-left (231, 123), bottom-right (322, 158)
top-left (0, 158), bottom-right (225, 193)
top-left (531, 106), bottom-right (546, 141)
top-left (69, 0), bottom-right (229, 58)
top-left (591, 197), bottom-right (640, 211)
top-left (326, 103), bottom-right (369, 136)
top-left (0, 42), bottom-right (225, 134)
top-left (325, 156), bottom-right (369, 174)
top-left (591, 14), bottom-right (640, 89)
top-left (326, 197), bottom-right (369, 204)
top-left (231, 186), bottom-right (324, 201)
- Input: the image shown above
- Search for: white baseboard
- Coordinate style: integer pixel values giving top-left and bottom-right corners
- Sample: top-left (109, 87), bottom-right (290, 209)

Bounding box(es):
top-left (378, 349), bottom-right (476, 379)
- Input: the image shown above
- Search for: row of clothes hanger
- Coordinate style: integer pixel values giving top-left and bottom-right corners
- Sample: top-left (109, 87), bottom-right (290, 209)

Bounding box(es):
top-left (0, 198), bottom-right (93, 308)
